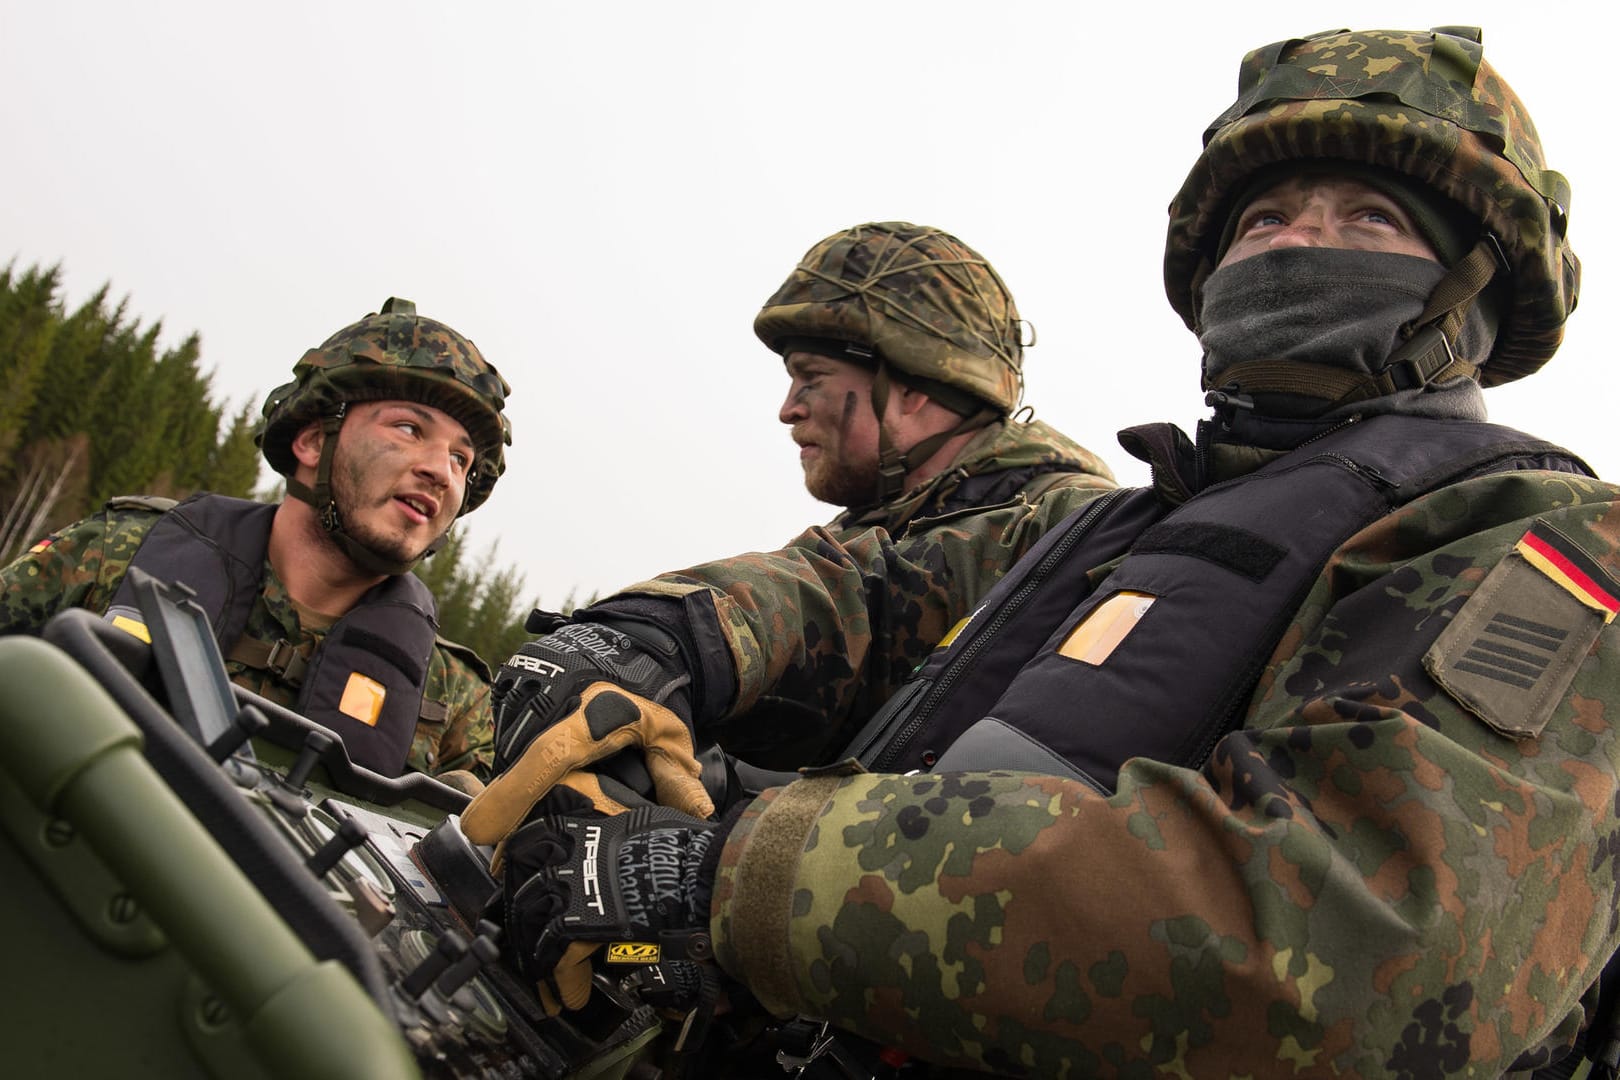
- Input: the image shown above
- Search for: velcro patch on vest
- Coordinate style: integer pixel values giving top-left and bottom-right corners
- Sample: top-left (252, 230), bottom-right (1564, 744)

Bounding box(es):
top-left (1058, 590), bottom-right (1157, 666)
top-left (338, 672), bottom-right (388, 727)
top-left (1424, 520), bottom-right (1616, 739)
top-left (1133, 521), bottom-right (1287, 581)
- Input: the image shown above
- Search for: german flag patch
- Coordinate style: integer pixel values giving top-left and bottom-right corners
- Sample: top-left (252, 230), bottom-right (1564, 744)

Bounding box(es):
top-left (1425, 520), bottom-right (1618, 739)
top-left (1515, 524), bottom-right (1619, 623)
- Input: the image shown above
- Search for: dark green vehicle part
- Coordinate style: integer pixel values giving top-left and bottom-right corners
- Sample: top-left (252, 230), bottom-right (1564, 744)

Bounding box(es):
top-left (0, 571), bottom-right (670, 1079)
top-left (0, 632), bottom-right (419, 1079)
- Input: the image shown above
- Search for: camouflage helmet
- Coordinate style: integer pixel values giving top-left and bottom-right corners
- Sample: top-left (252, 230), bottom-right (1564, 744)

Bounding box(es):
top-left (257, 298), bottom-right (512, 513)
top-left (754, 222), bottom-right (1026, 413)
top-left (1165, 27), bottom-right (1579, 385)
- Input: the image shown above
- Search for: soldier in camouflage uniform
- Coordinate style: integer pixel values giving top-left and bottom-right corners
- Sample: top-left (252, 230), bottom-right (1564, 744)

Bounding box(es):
top-left (468, 28), bottom-right (1620, 1077)
top-left (763, 221), bottom-right (1113, 541)
top-left (733, 222), bottom-right (1116, 763)
top-left (0, 298), bottom-right (511, 790)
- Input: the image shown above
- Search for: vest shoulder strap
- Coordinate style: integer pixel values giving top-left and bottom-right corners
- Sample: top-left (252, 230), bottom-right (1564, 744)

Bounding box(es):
top-left (105, 494), bottom-right (180, 514)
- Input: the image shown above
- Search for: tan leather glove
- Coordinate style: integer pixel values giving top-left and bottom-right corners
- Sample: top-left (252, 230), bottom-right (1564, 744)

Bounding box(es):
top-left (461, 683), bottom-right (715, 847)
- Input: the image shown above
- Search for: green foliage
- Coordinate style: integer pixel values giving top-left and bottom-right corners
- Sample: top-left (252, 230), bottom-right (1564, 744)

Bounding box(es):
top-left (207, 402), bottom-right (266, 500)
top-left (0, 265), bottom-right (60, 463)
top-left (415, 529), bottom-right (537, 668)
top-left (415, 529), bottom-right (601, 671)
top-left (0, 262), bottom-right (263, 561)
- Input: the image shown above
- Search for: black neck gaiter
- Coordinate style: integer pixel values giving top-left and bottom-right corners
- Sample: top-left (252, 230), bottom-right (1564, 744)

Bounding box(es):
top-left (1196, 247), bottom-right (1490, 423)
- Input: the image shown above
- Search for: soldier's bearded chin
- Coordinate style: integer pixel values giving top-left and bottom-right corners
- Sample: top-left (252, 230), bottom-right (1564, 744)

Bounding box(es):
top-left (805, 456), bottom-right (880, 508)
top-left (325, 459), bottom-right (435, 569)
top-left (340, 510), bottom-right (433, 567)
top-left (803, 391), bottom-right (880, 507)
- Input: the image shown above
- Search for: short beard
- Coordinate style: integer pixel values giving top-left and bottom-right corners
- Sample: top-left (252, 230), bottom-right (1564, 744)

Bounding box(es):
top-left (804, 456), bottom-right (880, 508)
top-left (803, 390), bottom-right (879, 508)
top-left (321, 443), bottom-right (438, 569)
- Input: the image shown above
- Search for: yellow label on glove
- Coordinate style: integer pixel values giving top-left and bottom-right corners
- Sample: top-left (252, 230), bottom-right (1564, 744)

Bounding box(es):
top-left (606, 942), bottom-right (661, 964)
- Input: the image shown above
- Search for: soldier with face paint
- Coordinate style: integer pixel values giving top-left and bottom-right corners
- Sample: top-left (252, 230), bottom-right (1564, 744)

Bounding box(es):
top-left (470, 27), bottom-right (1620, 1077)
top-left (0, 299), bottom-right (512, 790)
top-left (762, 222), bottom-right (1114, 540)
top-left (697, 222), bottom-right (1118, 765)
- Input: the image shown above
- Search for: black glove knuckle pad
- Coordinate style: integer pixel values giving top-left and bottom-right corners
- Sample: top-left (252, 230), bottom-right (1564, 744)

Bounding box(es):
top-left (492, 622), bottom-right (686, 772)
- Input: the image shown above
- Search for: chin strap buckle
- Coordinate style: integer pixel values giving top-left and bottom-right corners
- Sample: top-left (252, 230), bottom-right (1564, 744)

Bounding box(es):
top-left (1204, 386), bottom-right (1255, 419)
top-left (1383, 324), bottom-right (1460, 392)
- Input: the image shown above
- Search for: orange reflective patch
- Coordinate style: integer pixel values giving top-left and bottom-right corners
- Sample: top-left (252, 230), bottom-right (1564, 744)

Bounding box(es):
top-left (338, 673), bottom-right (387, 726)
top-left (1058, 591), bottom-right (1156, 666)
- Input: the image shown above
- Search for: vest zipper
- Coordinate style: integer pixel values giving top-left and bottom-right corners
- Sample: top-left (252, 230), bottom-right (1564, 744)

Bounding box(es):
top-left (870, 487), bottom-right (1134, 771)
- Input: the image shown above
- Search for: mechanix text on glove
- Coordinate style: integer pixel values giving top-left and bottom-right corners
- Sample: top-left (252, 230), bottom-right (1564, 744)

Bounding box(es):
top-left (500, 803), bottom-right (723, 1015)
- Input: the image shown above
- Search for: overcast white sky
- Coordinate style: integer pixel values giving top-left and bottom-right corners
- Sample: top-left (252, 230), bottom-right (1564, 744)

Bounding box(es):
top-left (3, 2), bottom-right (1614, 609)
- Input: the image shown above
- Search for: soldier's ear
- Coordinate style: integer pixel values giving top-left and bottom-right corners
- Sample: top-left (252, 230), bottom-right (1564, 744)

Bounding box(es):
top-left (290, 421), bottom-right (326, 469)
top-left (891, 382), bottom-right (935, 418)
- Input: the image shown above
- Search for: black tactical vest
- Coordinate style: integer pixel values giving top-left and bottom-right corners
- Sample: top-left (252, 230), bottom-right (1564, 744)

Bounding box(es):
top-left (848, 416), bottom-right (1591, 789)
top-left (106, 493), bottom-right (441, 775)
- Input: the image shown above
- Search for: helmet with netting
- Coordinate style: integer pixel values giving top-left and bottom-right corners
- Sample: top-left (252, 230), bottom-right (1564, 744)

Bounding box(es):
top-left (257, 298), bottom-right (511, 512)
top-left (1164, 27), bottom-right (1578, 385)
top-left (754, 222), bottom-right (1026, 412)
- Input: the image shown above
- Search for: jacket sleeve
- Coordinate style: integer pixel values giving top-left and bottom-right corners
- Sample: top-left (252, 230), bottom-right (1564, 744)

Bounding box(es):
top-left (0, 512), bottom-right (124, 635)
top-left (710, 481), bottom-right (1620, 1077)
top-left (414, 645), bottom-right (495, 779)
top-left (602, 488), bottom-right (1108, 742)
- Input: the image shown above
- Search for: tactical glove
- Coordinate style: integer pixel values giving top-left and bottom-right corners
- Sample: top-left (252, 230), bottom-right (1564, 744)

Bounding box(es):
top-left (487, 620), bottom-right (690, 775)
top-left (499, 801), bottom-right (731, 1016)
top-left (461, 619), bottom-right (715, 845)
top-left (463, 684), bottom-right (715, 848)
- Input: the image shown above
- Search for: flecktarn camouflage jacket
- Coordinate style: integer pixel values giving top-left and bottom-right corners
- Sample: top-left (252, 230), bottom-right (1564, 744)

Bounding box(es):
top-left (633, 438), bottom-right (1620, 1076)
top-left (827, 416), bottom-right (1115, 541)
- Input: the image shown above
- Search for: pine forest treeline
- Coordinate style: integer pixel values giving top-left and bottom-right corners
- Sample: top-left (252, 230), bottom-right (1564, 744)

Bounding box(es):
top-left (0, 261), bottom-right (545, 667)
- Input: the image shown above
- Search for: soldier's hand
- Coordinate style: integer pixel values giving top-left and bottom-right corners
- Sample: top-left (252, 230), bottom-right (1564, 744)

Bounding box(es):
top-left (487, 621), bottom-right (690, 774)
top-left (462, 681), bottom-right (714, 846)
top-left (499, 802), bottom-right (727, 1015)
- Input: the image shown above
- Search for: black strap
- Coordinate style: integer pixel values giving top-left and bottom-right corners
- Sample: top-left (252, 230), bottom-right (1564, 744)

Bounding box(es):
top-left (870, 361), bottom-right (998, 503)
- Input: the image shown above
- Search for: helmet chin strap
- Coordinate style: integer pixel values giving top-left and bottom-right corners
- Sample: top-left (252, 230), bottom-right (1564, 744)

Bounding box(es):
top-left (282, 405), bottom-right (435, 577)
top-left (869, 361), bottom-right (997, 502)
top-left (1208, 237), bottom-right (1504, 411)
